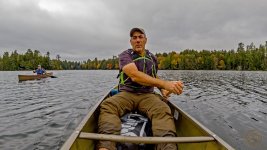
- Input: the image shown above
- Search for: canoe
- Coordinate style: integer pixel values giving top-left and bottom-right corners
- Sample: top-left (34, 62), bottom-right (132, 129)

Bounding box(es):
top-left (61, 87), bottom-right (234, 150)
top-left (18, 72), bottom-right (53, 81)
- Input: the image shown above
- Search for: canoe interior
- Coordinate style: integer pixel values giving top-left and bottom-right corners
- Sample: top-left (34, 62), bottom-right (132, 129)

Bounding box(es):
top-left (18, 72), bottom-right (53, 81)
top-left (62, 88), bottom-right (233, 150)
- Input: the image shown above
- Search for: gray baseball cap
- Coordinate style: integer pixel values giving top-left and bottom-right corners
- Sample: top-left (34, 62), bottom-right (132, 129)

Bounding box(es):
top-left (130, 28), bottom-right (146, 37)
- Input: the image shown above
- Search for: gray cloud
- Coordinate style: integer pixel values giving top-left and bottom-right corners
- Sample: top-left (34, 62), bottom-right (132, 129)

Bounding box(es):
top-left (0, 0), bottom-right (266, 61)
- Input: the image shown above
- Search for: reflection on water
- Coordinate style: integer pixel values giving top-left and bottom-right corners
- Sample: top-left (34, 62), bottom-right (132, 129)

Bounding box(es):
top-left (0, 70), bottom-right (266, 150)
top-left (0, 70), bottom-right (117, 150)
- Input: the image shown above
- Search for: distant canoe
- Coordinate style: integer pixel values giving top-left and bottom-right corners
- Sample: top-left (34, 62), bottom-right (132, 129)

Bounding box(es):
top-left (60, 87), bottom-right (234, 150)
top-left (18, 72), bottom-right (53, 81)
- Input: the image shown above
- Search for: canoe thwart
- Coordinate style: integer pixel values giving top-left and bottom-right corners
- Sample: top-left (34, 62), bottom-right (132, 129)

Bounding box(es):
top-left (79, 132), bottom-right (215, 144)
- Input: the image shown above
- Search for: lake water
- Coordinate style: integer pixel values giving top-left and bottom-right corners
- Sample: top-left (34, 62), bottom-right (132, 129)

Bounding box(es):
top-left (0, 70), bottom-right (266, 150)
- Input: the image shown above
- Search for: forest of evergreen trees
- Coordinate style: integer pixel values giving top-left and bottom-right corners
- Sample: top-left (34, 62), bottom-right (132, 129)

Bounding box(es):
top-left (0, 42), bottom-right (266, 71)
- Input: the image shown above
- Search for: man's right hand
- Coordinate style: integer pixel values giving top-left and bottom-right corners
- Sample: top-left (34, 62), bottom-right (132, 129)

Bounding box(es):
top-left (163, 81), bottom-right (184, 95)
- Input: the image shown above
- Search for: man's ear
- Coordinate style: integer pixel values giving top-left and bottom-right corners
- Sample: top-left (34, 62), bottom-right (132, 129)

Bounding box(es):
top-left (144, 37), bottom-right (147, 44)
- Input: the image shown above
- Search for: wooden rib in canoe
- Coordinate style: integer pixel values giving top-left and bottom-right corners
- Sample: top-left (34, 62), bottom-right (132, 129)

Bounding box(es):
top-left (61, 87), bottom-right (235, 150)
top-left (18, 72), bottom-right (53, 81)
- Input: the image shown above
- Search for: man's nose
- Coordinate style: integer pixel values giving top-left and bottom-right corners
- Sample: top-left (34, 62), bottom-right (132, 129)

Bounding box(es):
top-left (136, 38), bottom-right (141, 42)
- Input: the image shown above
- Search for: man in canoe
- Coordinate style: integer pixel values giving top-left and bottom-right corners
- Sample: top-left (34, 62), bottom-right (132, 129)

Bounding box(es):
top-left (98, 28), bottom-right (184, 150)
top-left (33, 65), bottom-right (46, 75)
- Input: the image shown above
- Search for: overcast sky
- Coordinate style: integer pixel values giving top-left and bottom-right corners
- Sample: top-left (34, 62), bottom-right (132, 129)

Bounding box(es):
top-left (0, 0), bottom-right (266, 61)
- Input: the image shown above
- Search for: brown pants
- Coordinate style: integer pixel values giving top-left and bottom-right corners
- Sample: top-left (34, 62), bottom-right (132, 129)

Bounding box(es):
top-left (97, 91), bottom-right (177, 150)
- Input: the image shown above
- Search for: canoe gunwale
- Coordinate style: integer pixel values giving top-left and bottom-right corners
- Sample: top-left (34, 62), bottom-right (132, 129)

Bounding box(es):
top-left (60, 88), bottom-right (110, 150)
top-left (168, 101), bottom-right (234, 150)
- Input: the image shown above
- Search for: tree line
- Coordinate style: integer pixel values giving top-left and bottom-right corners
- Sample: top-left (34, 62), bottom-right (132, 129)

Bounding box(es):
top-left (0, 42), bottom-right (266, 71)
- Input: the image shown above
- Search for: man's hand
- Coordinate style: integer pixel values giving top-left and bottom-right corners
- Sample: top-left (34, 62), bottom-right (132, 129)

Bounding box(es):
top-left (163, 81), bottom-right (184, 95)
top-left (160, 89), bottom-right (171, 102)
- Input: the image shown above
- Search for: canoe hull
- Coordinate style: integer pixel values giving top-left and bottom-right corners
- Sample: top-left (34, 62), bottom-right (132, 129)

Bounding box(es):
top-left (18, 72), bottom-right (53, 81)
top-left (61, 87), bottom-right (234, 150)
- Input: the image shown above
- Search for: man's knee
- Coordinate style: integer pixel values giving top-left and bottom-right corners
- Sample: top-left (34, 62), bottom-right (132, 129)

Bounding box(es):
top-left (100, 97), bottom-right (119, 113)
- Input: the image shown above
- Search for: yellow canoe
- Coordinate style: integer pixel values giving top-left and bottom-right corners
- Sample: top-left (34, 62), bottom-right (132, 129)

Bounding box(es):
top-left (18, 72), bottom-right (53, 81)
top-left (61, 87), bottom-right (234, 150)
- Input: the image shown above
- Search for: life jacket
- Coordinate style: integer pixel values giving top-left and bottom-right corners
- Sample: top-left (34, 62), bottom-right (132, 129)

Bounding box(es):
top-left (35, 69), bottom-right (45, 75)
top-left (118, 49), bottom-right (158, 91)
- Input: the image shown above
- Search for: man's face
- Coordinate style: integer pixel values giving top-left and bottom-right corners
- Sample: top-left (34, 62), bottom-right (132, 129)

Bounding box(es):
top-left (38, 66), bottom-right (41, 69)
top-left (130, 31), bottom-right (147, 54)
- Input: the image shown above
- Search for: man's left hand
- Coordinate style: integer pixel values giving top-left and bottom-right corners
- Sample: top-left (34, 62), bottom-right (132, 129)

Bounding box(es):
top-left (161, 89), bottom-right (171, 102)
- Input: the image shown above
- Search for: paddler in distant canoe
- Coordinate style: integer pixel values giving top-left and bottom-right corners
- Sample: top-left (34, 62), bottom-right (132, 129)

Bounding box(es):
top-left (33, 65), bottom-right (46, 75)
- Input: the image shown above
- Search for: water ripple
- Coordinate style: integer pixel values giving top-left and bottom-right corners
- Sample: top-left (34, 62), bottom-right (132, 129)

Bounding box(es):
top-left (165, 70), bottom-right (267, 150)
top-left (0, 70), bottom-right (117, 150)
top-left (0, 70), bottom-right (266, 150)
